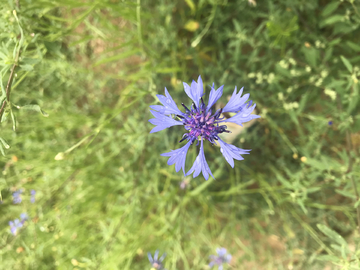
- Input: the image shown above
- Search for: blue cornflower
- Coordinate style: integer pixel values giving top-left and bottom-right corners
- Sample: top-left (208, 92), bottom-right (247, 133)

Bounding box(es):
top-left (149, 76), bottom-right (260, 180)
top-left (328, 121), bottom-right (333, 126)
top-left (30, 189), bottom-right (36, 203)
top-left (147, 250), bottom-right (166, 270)
top-left (12, 189), bottom-right (23, 204)
top-left (9, 219), bottom-right (23, 235)
top-left (209, 247), bottom-right (232, 270)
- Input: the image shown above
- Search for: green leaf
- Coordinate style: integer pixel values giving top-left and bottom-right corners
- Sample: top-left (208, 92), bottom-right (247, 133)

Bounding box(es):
top-left (324, 47), bottom-right (333, 62)
top-left (275, 64), bottom-right (291, 78)
top-left (320, 15), bottom-right (344, 28)
top-left (189, 178), bottom-right (214, 197)
top-left (297, 199), bottom-right (308, 214)
top-left (296, 90), bottom-right (309, 115)
top-left (316, 255), bottom-right (341, 263)
top-left (340, 55), bottom-right (353, 73)
top-left (335, 189), bottom-right (356, 199)
top-left (317, 224), bottom-right (347, 246)
top-left (184, 0), bottom-right (196, 13)
top-left (0, 137), bottom-right (10, 149)
top-left (16, 104), bottom-right (49, 117)
top-left (93, 49), bottom-right (140, 66)
top-left (155, 67), bottom-right (181, 74)
top-left (0, 144), bottom-right (4, 156)
top-left (302, 47), bottom-right (318, 67)
top-left (321, 1), bottom-right (341, 17)
top-left (19, 64), bottom-right (34, 71)
top-left (354, 199), bottom-right (360, 209)
top-left (21, 57), bottom-right (41, 65)
top-left (10, 110), bottom-right (16, 131)
top-left (348, 83), bottom-right (358, 114)
top-left (346, 41), bottom-right (360, 52)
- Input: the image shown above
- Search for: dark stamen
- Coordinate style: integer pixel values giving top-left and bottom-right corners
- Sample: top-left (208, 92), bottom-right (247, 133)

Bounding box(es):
top-left (177, 114), bottom-right (185, 119)
top-left (214, 108), bottom-right (223, 119)
top-left (179, 135), bottom-right (188, 143)
top-left (192, 102), bottom-right (197, 111)
top-left (182, 103), bottom-right (190, 112)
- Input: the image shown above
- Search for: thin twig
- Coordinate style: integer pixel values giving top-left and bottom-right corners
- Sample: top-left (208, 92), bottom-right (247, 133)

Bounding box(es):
top-left (0, 48), bottom-right (20, 121)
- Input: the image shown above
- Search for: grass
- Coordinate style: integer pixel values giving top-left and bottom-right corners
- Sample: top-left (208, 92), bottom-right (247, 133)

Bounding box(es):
top-left (1, 0), bottom-right (360, 269)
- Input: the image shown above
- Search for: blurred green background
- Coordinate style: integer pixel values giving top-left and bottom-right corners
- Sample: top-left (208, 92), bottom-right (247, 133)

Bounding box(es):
top-left (1, 0), bottom-right (360, 269)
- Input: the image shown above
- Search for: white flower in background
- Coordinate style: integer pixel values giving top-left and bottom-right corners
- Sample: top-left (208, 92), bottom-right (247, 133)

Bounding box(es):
top-left (267, 73), bottom-right (275, 84)
top-left (315, 78), bottom-right (323, 87)
top-left (247, 72), bottom-right (256, 78)
top-left (289, 58), bottom-right (297, 65)
top-left (248, 0), bottom-right (257, 6)
top-left (324, 88), bottom-right (337, 101)
top-left (279, 60), bottom-right (289, 69)
top-left (320, 70), bottom-right (328, 78)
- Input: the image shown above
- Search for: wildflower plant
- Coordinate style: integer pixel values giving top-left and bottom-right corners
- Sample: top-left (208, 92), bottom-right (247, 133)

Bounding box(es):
top-left (149, 76), bottom-right (260, 180)
top-left (12, 189), bottom-right (23, 204)
top-left (147, 250), bottom-right (166, 270)
top-left (9, 219), bottom-right (23, 235)
top-left (209, 248), bottom-right (232, 270)
top-left (9, 213), bottom-right (28, 235)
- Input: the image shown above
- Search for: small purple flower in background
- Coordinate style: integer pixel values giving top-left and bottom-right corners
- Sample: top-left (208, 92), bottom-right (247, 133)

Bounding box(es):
top-left (20, 213), bottom-right (29, 224)
top-left (149, 76), bottom-right (260, 180)
top-left (30, 189), bottom-right (36, 203)
top-left (12, 189), bottom-right (23, 204)
top-left (9, 213), bottom-right (29, 235)
top-left (209, 247), bottom-right (232, 270)
top-left (9, 219), bottom-right (23, 235)
top-left (328, 121), bottom-right (333, 126)
top-left (147, 250), bottom-right (166, 270)
top-left (180, 178), bottom-right (190, 190)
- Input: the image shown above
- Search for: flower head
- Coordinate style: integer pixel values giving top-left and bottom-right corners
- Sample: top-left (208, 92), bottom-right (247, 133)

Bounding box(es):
top-left (9, 219), bottom-right (23, 235)
top-left (12, 189), bottom-right (23, 204)
top-left (149, 76), bottom-right (260, 180)
top-left (20, 213), bottom-right (29, 224)
top-left (209, 247), bottom-right (232, 270)
top-left (147, 250), bottom-right (166, 270)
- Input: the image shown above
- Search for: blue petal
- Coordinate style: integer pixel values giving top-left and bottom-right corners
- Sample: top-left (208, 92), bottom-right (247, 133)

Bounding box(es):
top-left (20, 213), bottom-right (28, 221)
top-left (218, 138), bottom-right (251, 168)
top-left (183, 75), bottom-right (204, 108)
top-left (222, 86), bottom-right (250, 113)
top-left (216, 248), bottom-right (227, 256)
top-left (186, 139), bottom-right (215, 180)
top-left (149, 105), bottom-right (165, 113)
top-left (148, 110), bottom-right (183, 133)
top-left (161, 141), bottom-right (192, 175)
top-left (221, 103), bottom-right (260, 126)
top-left (154, 250), bottom-right (159, 261)
top-left (159, 252), bottom-right (166, 262)
top-left (147, 252), bottom-right (153, 263)
top-left (154, 87), bottom-right (184, 115)
top-left (206, 83), bottom-right (224, 112)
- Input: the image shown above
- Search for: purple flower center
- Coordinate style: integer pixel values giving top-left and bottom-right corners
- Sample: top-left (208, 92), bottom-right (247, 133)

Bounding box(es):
top-left (178, 98), bottom-right (230, 144)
